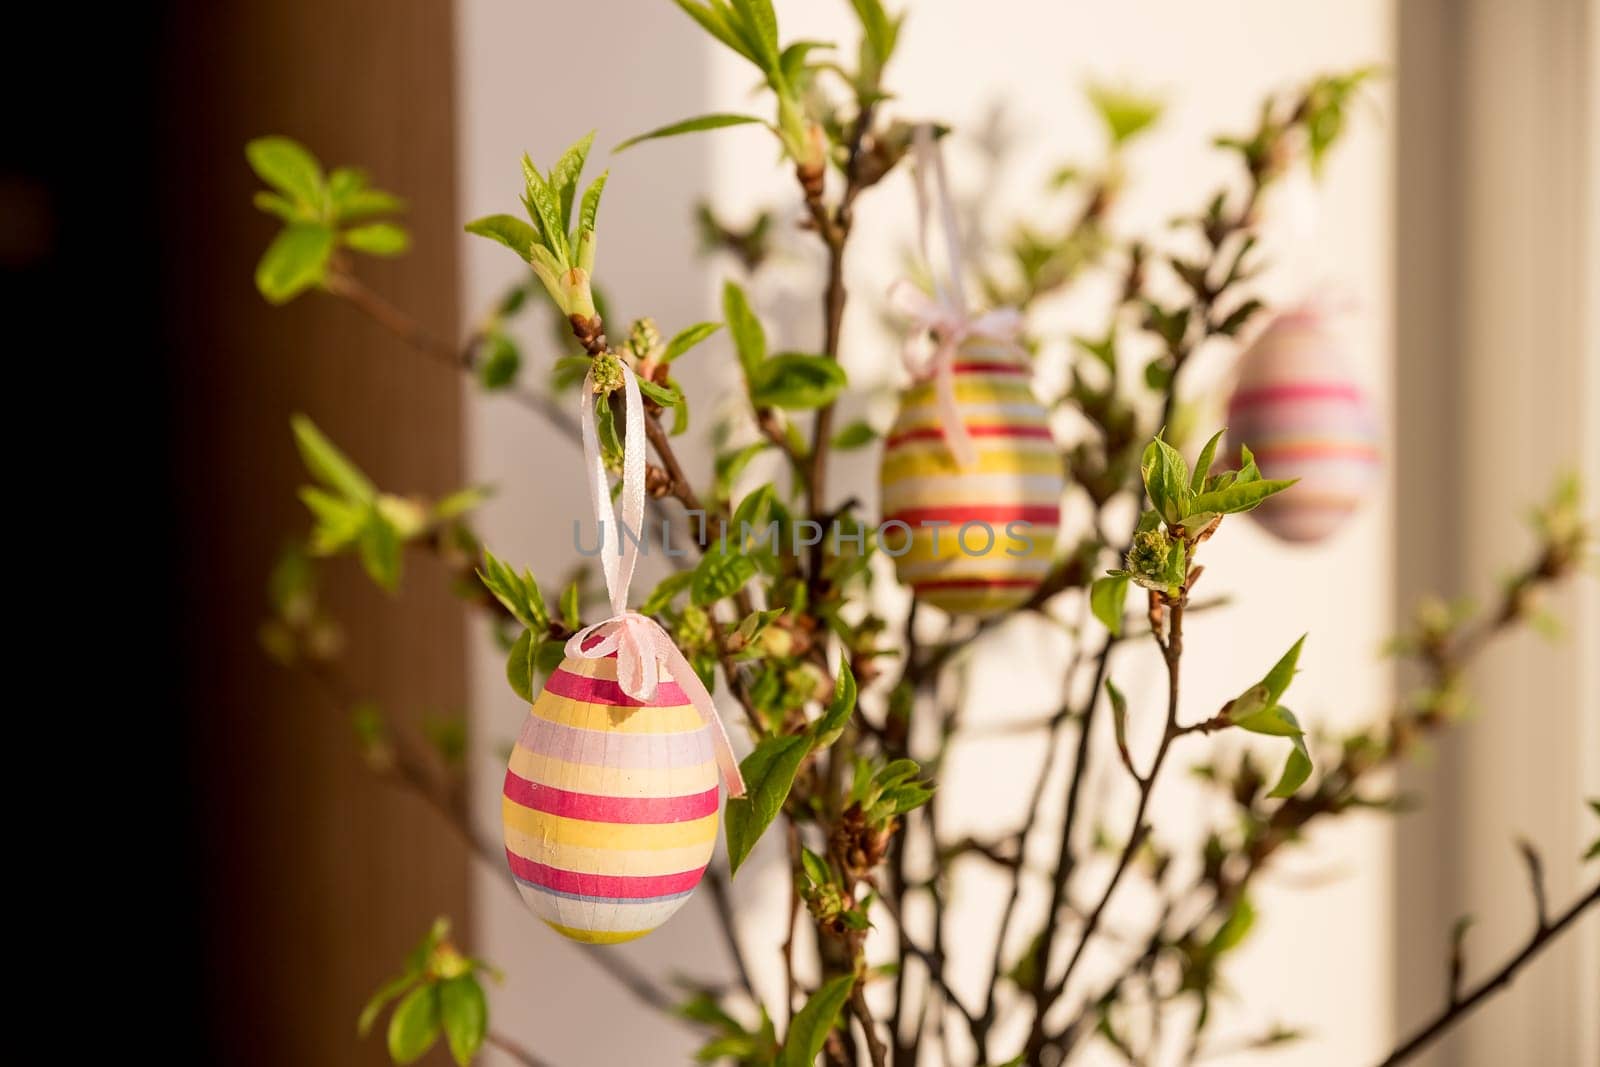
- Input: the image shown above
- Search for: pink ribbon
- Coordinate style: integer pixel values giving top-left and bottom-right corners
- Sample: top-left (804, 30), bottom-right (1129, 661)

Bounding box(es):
top-left (888, 125), bottom-right (1026, 469)
top-left (564, 362), bottom-right (746, 797)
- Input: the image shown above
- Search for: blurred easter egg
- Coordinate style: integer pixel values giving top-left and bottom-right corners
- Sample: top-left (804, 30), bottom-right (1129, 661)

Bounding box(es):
top-left (1226, 306), bottom-right (1380, 543)
top-left (502, 645), bottom-right (719, 944)
top-left (879, 338), bottom-right (1064, 616)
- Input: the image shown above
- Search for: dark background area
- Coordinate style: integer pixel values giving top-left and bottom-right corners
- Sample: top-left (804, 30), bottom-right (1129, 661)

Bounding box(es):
top-left (6, 6), bottom-right (469, 1063)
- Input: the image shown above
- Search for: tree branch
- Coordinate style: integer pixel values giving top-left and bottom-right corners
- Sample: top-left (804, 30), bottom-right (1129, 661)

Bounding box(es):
top-left (1375, 883), bottom-right (1599, 1067)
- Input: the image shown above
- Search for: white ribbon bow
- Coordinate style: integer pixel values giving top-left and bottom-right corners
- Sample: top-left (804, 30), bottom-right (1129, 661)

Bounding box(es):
top-left (887, 124), bottom-right (1026, 469)
top-left (564, 362), bottom-right (746, 797)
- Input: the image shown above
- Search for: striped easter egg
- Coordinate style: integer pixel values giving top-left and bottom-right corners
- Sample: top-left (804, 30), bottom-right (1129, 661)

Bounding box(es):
top-left (1226, 306), bottom-right (1380, 543)
top-left (879, 338), bottom-right (1064, 617)
top-left (502, 643), bottom-right (719, 944)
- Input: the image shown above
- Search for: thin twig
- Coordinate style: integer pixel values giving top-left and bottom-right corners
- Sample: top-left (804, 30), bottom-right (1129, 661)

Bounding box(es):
top-left (1374, 883), bottom-right (1599, 1067)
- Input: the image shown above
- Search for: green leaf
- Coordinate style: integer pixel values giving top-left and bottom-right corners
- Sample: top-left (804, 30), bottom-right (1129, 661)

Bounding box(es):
top-left (830, 420), bottom-right (878, 450)
top-left (737, 0), bottom-right (782, 70)
top-left (722, 280), bottom-right (767, 376)
top-left (358, 509), bottom-right (403, 592)
top-left (291, 415), bottom-right (376, 501)
top-left (692, 542), bottom-right (757, 606)
top-left (520, 156), bottom-right (569, 261)
top-left (477, 334), bottom-right (521, 390)
top-left (341, 222), bottom-right (410, 257)
top-left (780, 975), bottom-right (855, 1067)
top-left (1191, 429), bottom-right (1225, 494)
top-left (1085, 83), bottom-right (1164, 146)
top-left (549, 131), bottom-right (595, 232)
top-left (255, 223), bottom-right (333, 304)
top-left (1260, 635), bottom-right (1306, 705)
top-left (1106, 679), bottom-right (1131, 771)
top-left (505, 630), bottom-right (536, 703)
top-left (438, 975), bottom-right (488, 1067)
top-left (1188, 478), bottom-right (1298, 518)
top-left (750, 353), bottom-right (848, 410)
top-left (465, 214), bottom-right (540, 261)
top-left (336, 189), bottom-right (406, 225)
top-left (560, 581), bottom-right (581, 630)
top-left (1140, 435), bottom-right (1191, 526)
top-left (253, 191), bottom-right (299, 223)
top-left (358, 970), bottom-right (420, 1037)
top-left (672, 0), bottom-right (761, 66)
top-left (577, 172), bottom-right (607, 240)
top-left (246, 136), bottom-right (324, 209)
top-left (663, 321), bottom-right (723, 363)
top-left (800, 847), bottom-right (831, 886)
top-left (1267, 710), bottom-right (1312, 798)
top-left (1208, 895), bottom-right (1256, 955)
top-left (614, 113), bottom-right (770, 153)
top-left (386, 984), bottom-right (440, 1065)
top-left (1090, 574), bottom-right (1130, 637)
top-left (810, 661), bottom-right (856, 749)
top-left (478, 549), bottom-right (549, 631)
top-left (642, 570), bottom-right (696, 616)
top-left (725, 734), bottom-right (812, 875)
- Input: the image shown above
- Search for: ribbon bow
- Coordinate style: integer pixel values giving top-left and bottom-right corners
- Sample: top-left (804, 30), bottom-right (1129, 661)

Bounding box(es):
top-left (887, 125), bottom-right (1026, 469)
top-left (564, 361), bottom-right (746, 797)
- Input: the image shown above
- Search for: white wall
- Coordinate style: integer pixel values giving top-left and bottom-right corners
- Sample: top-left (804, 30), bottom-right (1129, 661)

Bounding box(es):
top-left (456, 2), bottom-right (1396, 1064)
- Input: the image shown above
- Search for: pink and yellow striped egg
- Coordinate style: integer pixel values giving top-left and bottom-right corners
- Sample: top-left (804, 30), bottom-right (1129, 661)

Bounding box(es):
top-left (1226, 306), bottom-right (1380, 543)
top-left (502, 642), bottom-right (719, 944)
top-left (878, 339), bottom-right (1064, 617)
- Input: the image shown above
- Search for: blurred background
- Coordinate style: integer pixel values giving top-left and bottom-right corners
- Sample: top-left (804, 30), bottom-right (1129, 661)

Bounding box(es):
top-left (8, 1), bottom-right (1593, 1065)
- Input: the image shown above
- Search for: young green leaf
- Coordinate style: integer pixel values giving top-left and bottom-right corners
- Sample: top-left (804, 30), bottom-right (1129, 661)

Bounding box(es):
top-left (465, 214), bottom-right (540, 261)
top-left (478, 549), bottom-right (549, 631)
top-left (1266, 710), bottom-right (1313, 798)
top-left (749, 354), bottom-right (848, 410)
top-left (1140, 435), bottom-right (1191, 526)
top-left (358, 970), bottom-right (422, 1037)
top-left (614, 113), bottom-right (770, 153)
top-left (641, 570), bottom-right (696, 616)
top-left (780, 975), bottom-right (855, 1067)
top-left (357, 510), bottom-right (403, 592)
top-left (386, 984), bottom-right (441, 1065)
top-left (246, 136), bottom-right (324, 209)
top-left (548, 131), bottom-right (595, 232)
top-left (1106, 678), bottom-right (1132, 773)
top-left (692, 542), bottom-right (758, 606)
top-left (1191, 429), bottom-right (1225, 494)
top-left (1260, 634), bottom-right (1306, 705)
top-left (663, 321), bottom-right (723, 363)
top-left (291, 415), bottom-right (376, 501)
top-left (336, 188), bottom-right (406, 225)
top-left (725, 734), bottom-right (812, 875)
top-left (438, 975), bottom-right (488, 1067)
top-left (253, 191), bottom-right (300, 223)
top-left (477, 334), bottom-right (521, 390)
top-left (505, 630), bottom-right (536, 703)
top-left (830, 420), bottom-right (878, 449)
top-left (560, 580), bottom-right (581, 630)
top-left (672, 0), bottom-right (761, 67)
top-left (810, 661), bottom-right (856, 749)
top-left (341, 222), bottom-right (410, 257)
top-left (722, 280), bottom-right (767, 376)
top-left (1188, 478), bottom-right (1298, 518)
top-left (520, 157), bottom-right (569, 262)
top-left (256, 223), bottom-right (334, 304)
top-left (1090, 574), bottom-right (1130, 637)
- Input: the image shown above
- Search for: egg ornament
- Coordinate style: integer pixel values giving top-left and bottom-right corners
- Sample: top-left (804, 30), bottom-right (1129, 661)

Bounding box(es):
top-left (1225, 305), bottom-right (1381, 543)
top-left (878, 337), bottom-right (1065, 617)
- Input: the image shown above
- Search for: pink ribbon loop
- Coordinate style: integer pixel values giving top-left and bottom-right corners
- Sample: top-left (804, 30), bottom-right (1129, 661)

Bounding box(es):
top-left (569, 363), bottom-right (746, 798)
top-left (888, 125), bottom-right (1026, 469)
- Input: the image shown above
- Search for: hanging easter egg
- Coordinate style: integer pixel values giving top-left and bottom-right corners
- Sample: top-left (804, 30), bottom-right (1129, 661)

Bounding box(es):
top-left (1225, 305), bottom-right (1380, 543)
top-left (879, 338), bottom-right (1064, 617)
top-left (502, 639), bottom-right (721, 944)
